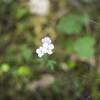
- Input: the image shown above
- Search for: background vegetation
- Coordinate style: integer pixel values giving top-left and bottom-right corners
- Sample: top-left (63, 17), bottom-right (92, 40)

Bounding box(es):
top-left (0, 0), bottom-right (100, 100)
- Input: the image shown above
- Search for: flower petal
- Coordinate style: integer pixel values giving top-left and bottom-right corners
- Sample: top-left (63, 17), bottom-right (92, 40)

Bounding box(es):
top-left (38, 53), bottom-right (43, 57)
top-left (47, 50), bottom-right (53, 55)
top-left (42, 36), bottom-right (51, 44)
top-left (49, 44), bottom-right (54, 50)
top-left (36, 48), bottom-right (40, 54)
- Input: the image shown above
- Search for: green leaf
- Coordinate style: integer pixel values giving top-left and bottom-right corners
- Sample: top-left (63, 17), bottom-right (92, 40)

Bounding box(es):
top-left (47, 60), bottom-right (56, 70)
top-left (16, 66), bottom-right (30, 76)
top-left (58, 14), bottom-right (85, 34)
top-left (75, 36), bottom-right (95, 58)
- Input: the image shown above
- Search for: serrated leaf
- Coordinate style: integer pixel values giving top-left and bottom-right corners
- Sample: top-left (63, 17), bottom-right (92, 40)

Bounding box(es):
top-left (58, 14), bottom-right (85, 34)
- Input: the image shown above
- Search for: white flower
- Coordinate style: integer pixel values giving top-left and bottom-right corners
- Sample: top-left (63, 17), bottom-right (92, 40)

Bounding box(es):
top-left (41, 36), bottom-right (51, 44)
top-left (36, 46), bottom-right (45, 57)
top-left (29, 0), bottom-right (50, 16)
top-left (36, 36), bottom-right (54, 57)
top-left (42, 42), bottom-right (54, 55)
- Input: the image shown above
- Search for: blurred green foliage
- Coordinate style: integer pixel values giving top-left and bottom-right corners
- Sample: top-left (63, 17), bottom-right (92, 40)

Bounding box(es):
top-left (15, 66), bottom-right (30, 76)
top-left (0, 64), bottom-right (10, 72)
top-left (58, 14), bottom-right (86, 34)
top-left (66, 36), bottom-right (95, 59)
top-left (0, 0), bottom-right (100, 99)
top-left (75, 36), bottom-right (95, 58)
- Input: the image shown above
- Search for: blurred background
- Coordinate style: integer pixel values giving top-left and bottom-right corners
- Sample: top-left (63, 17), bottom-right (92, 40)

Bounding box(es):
top-left (0, 0), bottom-right (100, 100)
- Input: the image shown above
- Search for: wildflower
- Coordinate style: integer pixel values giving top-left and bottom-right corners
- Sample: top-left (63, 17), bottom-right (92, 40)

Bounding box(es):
top-left (36, 46), bottom-right (45, 57)
top-left (41, 36), bottom-right (51, 44)
top-left (42, 42), bottom-right (54, 54)
top-left (29, 0), bottom-right (50, 16)
top-left (36, 36), bottom-right (54, 57)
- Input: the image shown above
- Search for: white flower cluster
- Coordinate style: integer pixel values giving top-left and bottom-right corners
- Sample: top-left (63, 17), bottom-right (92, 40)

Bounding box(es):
top-left (36, 37), bottom-right (54, 57)
top-left (28, 0), bottom-right (50, 16)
